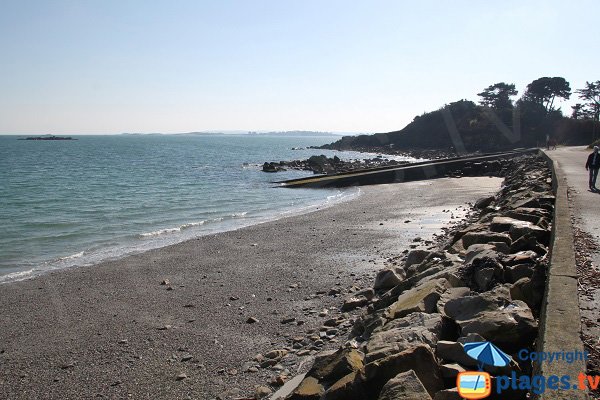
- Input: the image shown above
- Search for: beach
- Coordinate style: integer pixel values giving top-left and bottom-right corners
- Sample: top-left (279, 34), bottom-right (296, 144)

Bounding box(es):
top-left (0, 177), bottom-right (502, 400)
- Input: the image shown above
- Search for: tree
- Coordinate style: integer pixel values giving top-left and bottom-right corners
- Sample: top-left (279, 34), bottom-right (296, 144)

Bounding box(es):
top-left (522, 77), bottom-right (571, 112)
top-left (576, 81), bottom-right (600, 120)
top-left (571, 103), bottom-right (586, 119)
top-left (477, 82), bottom-right (518, 109)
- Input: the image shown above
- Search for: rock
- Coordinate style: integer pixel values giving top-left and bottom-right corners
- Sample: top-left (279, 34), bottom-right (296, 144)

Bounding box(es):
top-left (510, 277), bottom-right (544, 311)
top-left (444, 286), bottom-right (537, 347)
top-left (323, 372), bottom-right (363, 400)
top-left (289, 376), bottom-right (325, 400)
top-left (475, 196), bottom-right (494, 209)
top-left (503, 251), bottom-right (538, 266)
top-left (508, 222), bottom-right (549, 243)
top-left (437, 287), bottom-right (470, 317)
top-left (510, 234), bottom-right (547, 255)
top-left (260, 359), bottom-right (278, 368)
top-left (461, 231), bottom-right (512, 249)
top-left (435, 341), bottom-right (477, 367)
top-left (363, 344), bottom-right (443, 397)
top-left (504, 263), bottom-right (535, 283)
top-left (433, 388), bottom-right (462, 400)
top-left (366, 313), bottom-right (443, 363)
top-left (308, 348), bottom-right (364, 383)
top-left (341, 296), bottom-right (369, 311)
top-left (356, 288), bottom-right (375, 301)
top-left (180, 354), bottom-right (193, 362)
top-left (255, 385), bottom-right (273, 398)
top-left (262, 162), bottom-right (285, 172)
top-left (385, 279), bottom-right (449, 320)
top-left (374, 269), bottom-right (405, 290)
top-left (175, 373), bottom-right (187, 381)
top-left (281, 317), bottom-right (296, 324)
top-left (439, 363), bottom-right (465, 379)
top-left (405, 250), bottom-right (430, 268)
top-left (160, 279), bottom-right (170, 285)
top-left (489, 241), bottom-right (511, 254)
top-left (457, 333), bottom-right (486, 344)
top-left (463, 244), bottom-right (501, 265)
top-left (265, 349), bottom-right (288, 360)
top-left (378, 370), bottom-right (433, 400)
top-left (246, 317), bottom-right (259, 324)
top-left (474, 267), bottom-right (495, 291)
top-left (405, 252), bottom-right (448, 278)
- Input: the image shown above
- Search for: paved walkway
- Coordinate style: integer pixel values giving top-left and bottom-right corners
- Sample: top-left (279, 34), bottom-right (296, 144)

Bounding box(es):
top-left (545, 146), bottom-right (600, 372)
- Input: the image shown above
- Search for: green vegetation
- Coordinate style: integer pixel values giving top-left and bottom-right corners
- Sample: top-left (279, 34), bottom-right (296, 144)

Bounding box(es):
top-left (322, 77), bottom-right (600, 154)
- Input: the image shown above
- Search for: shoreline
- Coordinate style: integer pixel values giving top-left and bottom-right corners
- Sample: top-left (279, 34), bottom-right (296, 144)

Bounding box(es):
top-left (0, 187), bottom-right (361, 285)
top-left (0, 177), bottom-right (502, 400)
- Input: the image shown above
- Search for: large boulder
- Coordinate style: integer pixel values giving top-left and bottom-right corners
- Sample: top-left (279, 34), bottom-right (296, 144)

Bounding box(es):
top-left (374, 268), bottom-right (405, 290)
top-left (366, 313), bottom-right (443, 363)
top-left (362, 344), bottom-right (443, 398)
top-left (289, 376), bottom-right (325, 400)
top-left (435, 340), bottom-right (478, 367)
top-left (307, 348), bottom-right (364, 383)
top-left (323, 372), bottom-right (364, 400)
top-left (385, 279), bottom-right (449, 320)
top-left (475, 196), bottom-right (494, 209)
top-left (378, 370), bottom-right (433, 400)
top-left (405, 250), bottom-right (431, 268)
top-left (463, 244), bottom-right (501, 264)
top-left (437, 287), bottom-right (471, 317)
top-left (461, 231), bottom-right (512, 249)
top-left (510, 277), bottom-right (544, 311)
top-left (443, 286), bottom-right (537, 348)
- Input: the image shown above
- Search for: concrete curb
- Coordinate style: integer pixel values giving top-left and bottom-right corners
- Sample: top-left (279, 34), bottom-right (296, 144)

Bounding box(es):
top-left (537, 151), bottom-right (589, 399)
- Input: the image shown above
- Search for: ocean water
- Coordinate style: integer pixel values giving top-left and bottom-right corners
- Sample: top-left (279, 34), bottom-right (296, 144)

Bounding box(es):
top-left (0, 134), bottom-right (416, 283)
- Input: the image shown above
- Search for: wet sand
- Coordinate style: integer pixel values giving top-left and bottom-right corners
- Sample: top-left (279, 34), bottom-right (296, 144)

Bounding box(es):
top-left (0, 177), bottom-right (502, 400)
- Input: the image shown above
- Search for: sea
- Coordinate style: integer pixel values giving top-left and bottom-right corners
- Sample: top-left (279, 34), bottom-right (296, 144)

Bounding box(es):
top-left (0, 134), bottom-right (417, 283)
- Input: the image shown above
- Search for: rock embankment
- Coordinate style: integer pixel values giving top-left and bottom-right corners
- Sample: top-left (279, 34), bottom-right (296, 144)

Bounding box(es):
top-left (262, 155), bottom-right (408, 174)
top-left (277, 153), bottom-right (553, 400)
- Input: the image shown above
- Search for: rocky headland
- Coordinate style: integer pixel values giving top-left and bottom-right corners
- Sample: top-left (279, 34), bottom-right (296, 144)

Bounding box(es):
top-left (248, 153), bottom-right (554, 400)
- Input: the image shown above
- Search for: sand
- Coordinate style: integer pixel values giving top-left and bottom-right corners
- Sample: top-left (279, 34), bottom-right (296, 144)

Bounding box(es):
top-left (0, 177), bottom-right (502, 400)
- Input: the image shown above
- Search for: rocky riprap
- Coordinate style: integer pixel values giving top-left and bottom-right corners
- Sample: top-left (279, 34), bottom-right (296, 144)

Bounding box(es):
top-left (262, 155), bottom-right (408, 175)
top-left (247, 153), bottom-right (554, 400)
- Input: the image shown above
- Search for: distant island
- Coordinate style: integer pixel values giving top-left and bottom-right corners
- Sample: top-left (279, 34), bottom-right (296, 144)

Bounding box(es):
top-left (247, 130), bottom-right (342, 137)
top-left (18, 135), bottom-right (77, 141)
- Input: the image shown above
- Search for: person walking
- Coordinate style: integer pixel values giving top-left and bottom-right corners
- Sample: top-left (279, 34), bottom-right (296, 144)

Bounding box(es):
top-left (585, 146), bottom-right (600, 191)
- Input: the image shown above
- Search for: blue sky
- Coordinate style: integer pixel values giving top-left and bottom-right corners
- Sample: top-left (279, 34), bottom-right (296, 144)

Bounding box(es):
top-left (0, 1), bottom-right (598, 134)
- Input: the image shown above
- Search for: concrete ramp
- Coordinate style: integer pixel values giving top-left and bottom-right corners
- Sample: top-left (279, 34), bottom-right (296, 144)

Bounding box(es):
top-left (277, 149), bottom-right (537, 188)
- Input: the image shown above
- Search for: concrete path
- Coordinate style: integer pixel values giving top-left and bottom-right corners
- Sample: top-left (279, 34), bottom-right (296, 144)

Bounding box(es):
top-left (545, 146), bottom-right (600, 388)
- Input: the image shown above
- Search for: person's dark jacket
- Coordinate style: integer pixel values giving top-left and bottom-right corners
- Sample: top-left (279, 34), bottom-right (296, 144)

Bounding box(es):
top-left (586, 152), bottom-right (600, 169)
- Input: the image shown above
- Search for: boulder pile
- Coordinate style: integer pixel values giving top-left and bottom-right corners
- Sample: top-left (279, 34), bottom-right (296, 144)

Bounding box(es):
top-left (262, 155), bottom-right (408, 174)
top-left (281, 153), bottom-right (553, 400)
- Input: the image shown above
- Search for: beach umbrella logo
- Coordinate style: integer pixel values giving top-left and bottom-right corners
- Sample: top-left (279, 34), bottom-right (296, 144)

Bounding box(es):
top-left (456, 342), bottom-right (511, 399)
top-left (463, 341), bottom-right (512, 370)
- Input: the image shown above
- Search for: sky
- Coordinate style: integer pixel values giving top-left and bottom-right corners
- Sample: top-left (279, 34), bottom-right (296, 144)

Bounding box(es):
top-left (0, 1), bottom-right (598, 134)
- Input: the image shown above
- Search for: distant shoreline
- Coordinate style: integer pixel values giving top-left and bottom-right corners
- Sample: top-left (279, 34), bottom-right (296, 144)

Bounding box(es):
top-left (17, 135), bottom-right (76, 141)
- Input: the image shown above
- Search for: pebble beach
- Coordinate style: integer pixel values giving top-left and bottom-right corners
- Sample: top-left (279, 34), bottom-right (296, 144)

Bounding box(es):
top-left (0, 177), bottom-right (502, 400)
